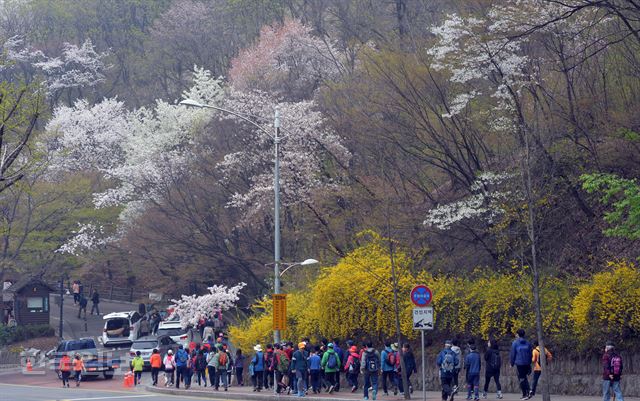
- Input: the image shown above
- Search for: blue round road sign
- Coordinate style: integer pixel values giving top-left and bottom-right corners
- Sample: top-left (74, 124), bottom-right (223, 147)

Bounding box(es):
top-left (410, 285), bottom-right (432, 307)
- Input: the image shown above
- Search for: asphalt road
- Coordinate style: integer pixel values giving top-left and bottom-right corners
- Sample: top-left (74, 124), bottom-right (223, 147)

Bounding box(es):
top-left (0, 382), bottom-right (197, 401)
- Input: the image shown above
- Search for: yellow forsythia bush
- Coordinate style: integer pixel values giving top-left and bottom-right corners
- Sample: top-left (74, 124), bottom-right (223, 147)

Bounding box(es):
top-left (571, 261), bottom-right (640, 348)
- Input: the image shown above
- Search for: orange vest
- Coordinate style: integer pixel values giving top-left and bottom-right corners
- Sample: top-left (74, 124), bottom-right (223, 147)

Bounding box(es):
top-left (150, 353), bottom-right (162, 368)
top-left (59, 357), bottom-right (71, 372)
top-left (73, 359), bottom-right (84, 371)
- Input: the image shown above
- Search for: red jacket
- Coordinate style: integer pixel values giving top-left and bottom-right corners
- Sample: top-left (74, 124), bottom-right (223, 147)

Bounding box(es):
top-left (602, 351), bottom-right (612, 380)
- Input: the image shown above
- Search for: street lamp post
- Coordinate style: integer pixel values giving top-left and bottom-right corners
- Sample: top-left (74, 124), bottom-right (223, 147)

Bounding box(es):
top-left (179, 99), bottom-right (316, 346)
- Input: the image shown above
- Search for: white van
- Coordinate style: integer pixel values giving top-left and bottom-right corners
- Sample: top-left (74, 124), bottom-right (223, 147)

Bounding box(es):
top-left (156, 321), bottom-right (191, 347)
top-left (102, 311), bottom-right (142, 346)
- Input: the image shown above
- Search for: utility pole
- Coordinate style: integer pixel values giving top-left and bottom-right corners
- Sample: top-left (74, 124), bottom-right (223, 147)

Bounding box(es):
top-left (59, 277), bottom-right (64, 339)
top-left (273, 106), bottom-right (281, 345)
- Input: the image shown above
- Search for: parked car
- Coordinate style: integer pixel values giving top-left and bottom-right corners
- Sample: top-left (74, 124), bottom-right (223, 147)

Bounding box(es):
top-left (102, 311), bottom-right (142, 346)
top-left (49, 338), bottom-right (120, 380)
top-left (156, 320), bottom-right (191, 347)
top-left (129, 335), bottom-right (178, 368)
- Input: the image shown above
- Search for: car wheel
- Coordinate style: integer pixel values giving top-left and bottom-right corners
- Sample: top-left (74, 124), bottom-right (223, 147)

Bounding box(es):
top-left (103, 370), bottom-right (114, 380)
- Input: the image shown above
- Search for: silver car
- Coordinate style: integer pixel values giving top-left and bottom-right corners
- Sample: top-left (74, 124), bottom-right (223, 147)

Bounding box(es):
top-left (129, 335), bottom-right (178, 368)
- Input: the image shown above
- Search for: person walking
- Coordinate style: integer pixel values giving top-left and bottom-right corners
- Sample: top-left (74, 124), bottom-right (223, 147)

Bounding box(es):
top-left (251, 344), bottom-right (265, 391)
top-left (333, 339), bottom-right (344, 392)
top-left (380, 342), bottom-right (398, 396)
top-left (175, 345), bottom-right (189, 389)
top-left (73, 354), bottom-right (85, 387)
top-left (437, 340), bottom-right (459, 401)
top-left (72, 281), bottom-right (80, 305)
top-left (264, 344), bottom-right (275, 390)
top-left (344, 345), bottom-right (361, 392)
top-left (361, 341), bottom-right (381, 401)
top-left (291, 342), bottom-right (309, 397)
top-left (275, 343), bottom-right (290, 393)
top-left (510, 329), bottom-right (533, 400)
top-left (207, 346), bottom-right (218, 387)
top-left (77, 295), bottom-right (87, 319)
top-left (309, 346), bottom-right (322, 394)
top-left (59, 353), bottom-right (72, 388)
top-left (90, 289), bottom-right (100, 315)
top-left (215, 345), bottom-right (230, 391)
top-left (530, 341), bottom-right (552, 397)
top-left (321, 342), bottom-right (341, 393)
top-left (403, 343), bottom-right (417, 394)
top-left (451, 339), bottom-right (462, 395)
top-left (183, 349), bottom-right (194, 389)
top-left (131, 350), bottom-right (144, 386)
top-left (602, 341), bottom-right (625, 401)
top-left (235, 349), bottom-right (245, 386)
top-left (465, 343), bottom-right (481, 401)
top-left (194, 349), bottom-right (207, 387)
top-left (150, 348), bottom-right (162, 386)
top-left (163, 349), bottom-right (176, 387)
top-left (483, 340), bottom-right (502, 399)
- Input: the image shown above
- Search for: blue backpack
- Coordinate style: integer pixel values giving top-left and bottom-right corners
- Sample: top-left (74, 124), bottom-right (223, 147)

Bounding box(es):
top-left (327, 352), bottom-right (338, 369)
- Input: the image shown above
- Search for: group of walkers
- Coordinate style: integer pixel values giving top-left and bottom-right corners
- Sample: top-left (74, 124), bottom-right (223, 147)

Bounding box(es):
top-left (246, 339), bottom-right (417, 400)
top-left (57, 353), bottom-right (86, 388)
top-left (437, 329), bottom-right (625, 401)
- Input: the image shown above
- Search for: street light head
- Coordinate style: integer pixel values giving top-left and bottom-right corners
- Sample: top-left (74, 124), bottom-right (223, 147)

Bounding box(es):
top-left (300, 258), bottom-right (319, 266)
top-left (179, 98), bottom-right (204, 108)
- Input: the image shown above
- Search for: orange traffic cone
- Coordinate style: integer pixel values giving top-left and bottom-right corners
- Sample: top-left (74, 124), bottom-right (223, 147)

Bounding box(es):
top-left (123, 371), bottom-right (134, 388)
top-left (26, 359), bottom-right (32, 372)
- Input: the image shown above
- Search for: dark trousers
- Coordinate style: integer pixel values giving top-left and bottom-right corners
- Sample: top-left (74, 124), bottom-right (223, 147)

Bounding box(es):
top-left (453, 368), bottom-right (460, 388)
top-left (61, 371), bottom-right (70, 386)
top-left (252, 370), bottom-right (264, 389)
top-left (134, 371), bottom-right (142, 385)
top-left (516, 365), bottom-right (531, 397)
top-left (347, 372), bottom-right (359, 389)
top-left (217, 369), bottom-right (228, 389)
top-left (74, 370), bottom-right (82, 384)
top-left (311, 370), bottom-right (321, 392)
top-left (176, 366), bottom-right (186, 388)
top-left (184, 368), bottom-right (192, 386)
top-left (326, 371), bottom-right (337, 387)
top-left (196, 369), bottom-right (206, 386)
top-left (151, 367), bottom-right (160, 385)
top-left (335, 370), bottom-right (341, 391)
top-left (90, 302), bottom-right (100, 315)
top-left (441, 376), bottom-right (454, 400)
top-left (531, 370), bottom-right (541, 395)
top-left (364, 374), bottom-right (379, 399)
top-left (484, 370), bottom-right (502, 392)
top-left (236, 367), bottom-right (244, 385)
top-left (208, 366), bottom-right (217, 386)
top-left (382, 371), bottom-right (395, 393)
top-left (264, 369), bottom-right (273, 388)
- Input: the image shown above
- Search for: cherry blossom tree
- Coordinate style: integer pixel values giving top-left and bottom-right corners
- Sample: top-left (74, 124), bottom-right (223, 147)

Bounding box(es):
top-left (169, 282), bottom-right (246, 329)
top-left (229, 18), bottom-right (343, 101)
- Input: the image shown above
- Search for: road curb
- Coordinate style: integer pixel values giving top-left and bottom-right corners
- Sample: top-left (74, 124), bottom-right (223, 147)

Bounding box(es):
top-left (144, 385), bottom-right (371, 401)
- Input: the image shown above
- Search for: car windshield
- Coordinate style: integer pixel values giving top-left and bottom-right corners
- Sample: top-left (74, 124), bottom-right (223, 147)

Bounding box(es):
top-left (157, 328), bottom-right (185, 336)
top-left (132, 341), bottom-right (157, 349)
top-left (65, 339), bottom-right (95, 350)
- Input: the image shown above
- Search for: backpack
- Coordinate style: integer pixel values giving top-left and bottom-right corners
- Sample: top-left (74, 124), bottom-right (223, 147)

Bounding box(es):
top-left (196, 354), bottom-right (206, 370)
top-left (610, 354), bottom-right (623, 376)
top-left (441, 351), bottom-right (455, 374)
top-left (365, 351), bottom-right (379, 373)
top-left (218, 351), bottom-right (228, 367)
top-left (348, 355), bottom-right (360, 373)
top-left (277, 351), bottom-right (290, 372)
top-left (488, 350), bottom-right (500, 371)
top-left (177, 351), bottom-right (188, 364)
top-left (387, 351), bottom-right (396, 367)
top-left (327, 352), bottom-right (338, 369)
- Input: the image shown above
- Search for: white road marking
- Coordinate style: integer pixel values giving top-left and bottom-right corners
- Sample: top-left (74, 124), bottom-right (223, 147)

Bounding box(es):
top-left (56, 395), bottom-right (154, 401)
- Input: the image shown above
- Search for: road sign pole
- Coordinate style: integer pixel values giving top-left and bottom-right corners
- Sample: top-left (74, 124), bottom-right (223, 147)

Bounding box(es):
top-left (421, 330), bottom-right (426, 401)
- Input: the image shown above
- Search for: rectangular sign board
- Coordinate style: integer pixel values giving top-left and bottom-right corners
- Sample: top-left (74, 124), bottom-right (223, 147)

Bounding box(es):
top-left (273, 294), bottom-right (287, 331)
top-left (413, 306), bottom-right (433, 330)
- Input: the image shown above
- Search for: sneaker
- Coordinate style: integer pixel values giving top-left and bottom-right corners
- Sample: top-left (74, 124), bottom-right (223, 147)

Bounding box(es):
top-left (372, 390), bottom-right (378, 401)
top-left (453, 386), bottom-right (459, 394)
top-left (520, 397), bottom-right (528, 400)
top-left (352, 386), bottom-right (357, 393)
top-left (497, 391), bottom-right (503, 399)
top-left (364, 397), bottom-right (369, 400)
top-left (329, 385), bottom-right (335, 394)
top-left (410, 386), bottom-right (414, 394)
top-left (394, 389), bottom-right (398, 396)
top-left (482, 392), bottom-right (487, 399)
top-left (384, 392), bottom-right (389, 396)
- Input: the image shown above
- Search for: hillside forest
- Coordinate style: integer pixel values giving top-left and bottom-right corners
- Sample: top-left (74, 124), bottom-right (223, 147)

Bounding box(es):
top-left (1, 0), bottom-right (640, 350)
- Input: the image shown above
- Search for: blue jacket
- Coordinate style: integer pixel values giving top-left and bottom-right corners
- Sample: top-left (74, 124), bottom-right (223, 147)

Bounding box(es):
top-left (309, 354), bottom-right (321, 370)
top-left (464, 350), bottom-right (481, 375)
top-left (436, 348), bottom-right (459, 378)
top-left (175, 349), bottom-right (189, 367)
top-left (381, 347), bottom-right (395, 372)
top-left (291, 350), bottom-right (308, 372)
top-left (334, 345), bottom-right (344, 366)
top-left (252, 351), bottom-right (264, 372)
top-left (510, 338), bottom-right (533, 366)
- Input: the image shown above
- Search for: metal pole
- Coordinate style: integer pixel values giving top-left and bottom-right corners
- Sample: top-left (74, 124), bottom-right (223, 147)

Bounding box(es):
top-left (273, 106), bottom-right (281, 345)
top-left (421, 331), bottom-right (426, 401)
top-left (273, 106), bottom-right (281, 395)
top-left (59, 277), bottom-right (64, 339)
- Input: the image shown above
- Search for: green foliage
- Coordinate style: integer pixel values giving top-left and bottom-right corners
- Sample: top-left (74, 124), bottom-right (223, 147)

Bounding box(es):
top-left (581, 173), bottom-right (640, 239)
top-left (0, 324), bottom-right (55, 346)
